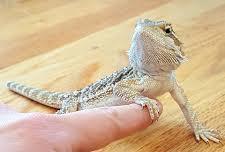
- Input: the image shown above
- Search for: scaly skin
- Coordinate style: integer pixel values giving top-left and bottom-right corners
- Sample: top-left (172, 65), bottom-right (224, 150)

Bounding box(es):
top-left (6, 19), bottom-right (221, 143)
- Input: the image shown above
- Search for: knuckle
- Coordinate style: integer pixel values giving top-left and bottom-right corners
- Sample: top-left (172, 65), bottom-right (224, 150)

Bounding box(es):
top-left (101, 107), bottom-right (119, 118)
top-left (100, 107), bottom-right (122, 132)
top-left (15, 113), bottom-right (54, 131)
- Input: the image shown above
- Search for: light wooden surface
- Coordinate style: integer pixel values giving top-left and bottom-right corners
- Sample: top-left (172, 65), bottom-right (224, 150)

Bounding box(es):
top-left (0, 0), bottom-right (225, 151)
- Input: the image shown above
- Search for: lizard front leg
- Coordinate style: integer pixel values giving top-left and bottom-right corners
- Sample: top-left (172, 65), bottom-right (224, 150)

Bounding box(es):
top-left (113, 78), bottom-right (160, 120)
top-left (170, 81), bottom-right (221, 143)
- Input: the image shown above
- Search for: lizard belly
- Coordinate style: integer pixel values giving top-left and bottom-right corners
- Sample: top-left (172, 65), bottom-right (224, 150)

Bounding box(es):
top-left (142, 77), bottom-right (173, 98)
top-left (78, 95), bottom-right (130, 110)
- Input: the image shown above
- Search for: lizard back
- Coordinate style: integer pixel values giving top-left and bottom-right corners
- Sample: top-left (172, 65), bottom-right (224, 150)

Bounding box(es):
top-left (7, 66), bottom-right (135, 109)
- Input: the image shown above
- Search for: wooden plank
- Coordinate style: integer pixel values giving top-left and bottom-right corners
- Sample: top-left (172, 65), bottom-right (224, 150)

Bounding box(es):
top-left (0, 0), bottom-right (225, 151)
top-left (0, 0), bottom-right (168, 69)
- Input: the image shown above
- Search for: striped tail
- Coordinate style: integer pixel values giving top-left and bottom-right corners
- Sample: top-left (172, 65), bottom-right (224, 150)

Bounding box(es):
top-left (6, 81), bottom-right (64, 109)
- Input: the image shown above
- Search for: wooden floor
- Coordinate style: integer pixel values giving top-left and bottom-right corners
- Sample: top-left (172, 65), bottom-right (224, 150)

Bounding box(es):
top-left (0, 0), bottom-right (225, 151)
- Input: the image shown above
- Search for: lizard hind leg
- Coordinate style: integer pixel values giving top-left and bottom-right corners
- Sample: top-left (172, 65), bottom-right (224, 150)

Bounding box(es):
top-left (56, 101), bottom-right (78, 114)
top-left (56, 93), bottom-right (79, 114)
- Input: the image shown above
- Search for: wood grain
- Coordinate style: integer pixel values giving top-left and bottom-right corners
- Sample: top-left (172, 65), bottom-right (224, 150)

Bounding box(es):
top-left (0, 0), bottom-right (225, 151)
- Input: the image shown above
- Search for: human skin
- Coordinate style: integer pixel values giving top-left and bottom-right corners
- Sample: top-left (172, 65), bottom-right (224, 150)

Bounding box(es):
top-left (0, 99), bottom-right (162, 152)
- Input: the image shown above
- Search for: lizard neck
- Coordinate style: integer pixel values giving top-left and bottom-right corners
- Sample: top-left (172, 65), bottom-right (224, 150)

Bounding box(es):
top-left (132, 64), bottom-right (175, 81)
top-left (148, 70), bottom-right (176, 83)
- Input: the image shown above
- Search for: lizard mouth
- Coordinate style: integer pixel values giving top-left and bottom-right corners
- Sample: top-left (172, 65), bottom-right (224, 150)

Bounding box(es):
top-left (170, 32), bottom-right (182, 47)
top-left (169, 33), bottom-right (186, 63)
top-left (169, 31), bottom-right (186, 57)
top-left (176, 45), bottom-right (187, 63)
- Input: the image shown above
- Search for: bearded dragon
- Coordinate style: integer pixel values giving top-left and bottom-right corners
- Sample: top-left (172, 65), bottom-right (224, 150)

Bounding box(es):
top-left (6, 19), bottom-right (221, 143)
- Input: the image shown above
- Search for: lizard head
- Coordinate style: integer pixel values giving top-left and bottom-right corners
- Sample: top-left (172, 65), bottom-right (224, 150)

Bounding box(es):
top-left (129, 19), bottom-right (187, 74)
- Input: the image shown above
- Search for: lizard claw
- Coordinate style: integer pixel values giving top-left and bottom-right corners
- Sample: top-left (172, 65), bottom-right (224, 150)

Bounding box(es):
top-left (134, 96), bottom-right (160, 121)
top-left (194, 123), bottom-right (221, 144)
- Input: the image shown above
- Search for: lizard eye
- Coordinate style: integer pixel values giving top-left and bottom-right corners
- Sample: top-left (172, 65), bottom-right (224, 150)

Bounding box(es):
top-left (165, 27), bottom-right (171, 34)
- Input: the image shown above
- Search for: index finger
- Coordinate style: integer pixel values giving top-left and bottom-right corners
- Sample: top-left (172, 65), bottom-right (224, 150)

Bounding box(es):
top-left (56, 101), bottom-right (162, 151)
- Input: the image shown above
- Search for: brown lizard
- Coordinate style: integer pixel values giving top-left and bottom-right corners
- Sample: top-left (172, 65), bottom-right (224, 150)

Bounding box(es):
top-left (6, 19), bottom-right (221, 143)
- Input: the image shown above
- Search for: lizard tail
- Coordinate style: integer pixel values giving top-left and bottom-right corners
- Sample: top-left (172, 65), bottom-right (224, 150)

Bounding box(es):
top-left (6, 81), bottom-right (64, 109)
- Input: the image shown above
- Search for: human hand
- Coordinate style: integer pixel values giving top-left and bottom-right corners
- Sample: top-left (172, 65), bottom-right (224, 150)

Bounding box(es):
top-left (0, 100), bottom-right (162, 152)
